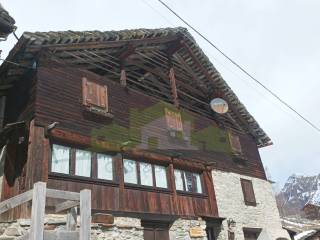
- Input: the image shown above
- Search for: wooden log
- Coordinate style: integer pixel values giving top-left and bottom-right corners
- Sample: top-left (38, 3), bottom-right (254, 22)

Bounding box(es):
top-left (120, 69), bottom-right (127, 87)
top-left (80, 189), bottom-right (91, 240)
top-left (55, 200), bottom-right (79, 213)
top-left (30, 182), bottom-right (47, 240)
top-left (0, 189), bottom-right (33, 215)
top-left (46, 189), bottom-right (80, 201)
top-left (66, 207), bottom-right (77, 231)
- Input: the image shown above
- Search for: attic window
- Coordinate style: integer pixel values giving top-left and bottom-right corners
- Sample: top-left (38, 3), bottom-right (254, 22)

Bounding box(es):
top-left (229, 132), bottom-right (242, 154)
top-left (82, 77), bottom-right (108, 112)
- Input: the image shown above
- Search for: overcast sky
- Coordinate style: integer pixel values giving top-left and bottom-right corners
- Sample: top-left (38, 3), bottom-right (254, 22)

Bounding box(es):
top-left (1, 0), bottom-right (319, 189)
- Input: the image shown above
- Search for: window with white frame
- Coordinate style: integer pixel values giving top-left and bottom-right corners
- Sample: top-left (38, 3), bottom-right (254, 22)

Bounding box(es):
top-left (123, 159), bottom-right (168, 189)
top-left (174, 169), bottom-right (203, 194)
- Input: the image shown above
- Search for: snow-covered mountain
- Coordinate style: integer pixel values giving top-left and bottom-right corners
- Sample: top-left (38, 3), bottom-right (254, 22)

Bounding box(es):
top-left (276, 174), bottom-right (320, 217)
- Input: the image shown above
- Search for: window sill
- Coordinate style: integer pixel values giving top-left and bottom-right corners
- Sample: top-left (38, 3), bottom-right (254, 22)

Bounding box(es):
top-left (48, 172), bottom-right (119, 187)
top-left (124, 183), bottom-right (172, 194)
top-left (83, 105), bottom-right (114, 119)
top-left (176, 190), bottom-right (208, 198)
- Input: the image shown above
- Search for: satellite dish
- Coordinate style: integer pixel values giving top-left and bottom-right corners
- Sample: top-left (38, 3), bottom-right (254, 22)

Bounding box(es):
top-left (210, 98), bottom-right (229, 114)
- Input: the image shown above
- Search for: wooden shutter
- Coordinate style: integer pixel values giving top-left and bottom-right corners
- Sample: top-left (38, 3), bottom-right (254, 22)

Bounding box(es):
top-left (165, 108), bottom-right (183, 131)
top-left (82, 77), bottom-right (108, 111)
top-left (229, 132), bottom-right (242, 154)
top-left (241, 179), bottom-right (256, 206)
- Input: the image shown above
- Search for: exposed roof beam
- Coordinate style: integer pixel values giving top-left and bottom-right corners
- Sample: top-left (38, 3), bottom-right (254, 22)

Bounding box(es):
top-left (26, 35), bottom-right (179, 52)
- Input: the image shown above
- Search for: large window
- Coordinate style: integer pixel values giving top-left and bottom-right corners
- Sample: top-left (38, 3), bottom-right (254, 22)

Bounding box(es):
top-left (75, 149), bottom-right (91, 177)
top-left (51, 144), bottom-right (70, 174)
top-left (123, 159), bottom-right (168, 189)
top-left (97, 154), bottom-right (113, 180)
top-left (174, 169), bottom-right (203, 194)
top-left (50, 144), bottom-right (114, 182)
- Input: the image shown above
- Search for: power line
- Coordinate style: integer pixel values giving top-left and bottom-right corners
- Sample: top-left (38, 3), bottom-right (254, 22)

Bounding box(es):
top-left (157, 0), bottom-right (320, 133)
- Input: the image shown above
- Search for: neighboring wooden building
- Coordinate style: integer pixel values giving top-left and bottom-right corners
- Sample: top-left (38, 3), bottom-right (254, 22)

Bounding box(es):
top-left (0, 27), bottom-right (288, 239)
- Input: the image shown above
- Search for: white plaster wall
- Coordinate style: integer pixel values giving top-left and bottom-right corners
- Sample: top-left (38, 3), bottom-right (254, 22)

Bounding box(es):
top-left (212, 170), bottom-right (290, 240)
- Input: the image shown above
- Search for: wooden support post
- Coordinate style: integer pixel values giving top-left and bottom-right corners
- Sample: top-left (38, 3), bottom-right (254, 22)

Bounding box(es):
top-left (120, 69), bottom-right (127, 87)
top-left (30, 182), bottom-right (46, 240)
top-left (80, 189), bottom-right (91, 240)
top-left (169, 67), bottom-right (179, 107)
top-left (66, 207), bottom-right (77, 231)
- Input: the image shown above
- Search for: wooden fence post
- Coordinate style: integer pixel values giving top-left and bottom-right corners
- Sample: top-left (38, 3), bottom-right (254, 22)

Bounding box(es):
top-left (66, 207), bottom-right (77, 231)
top-left (80, 189), bottom-right (91, 240)
top-left (30, 182), bottom-right (46, 240)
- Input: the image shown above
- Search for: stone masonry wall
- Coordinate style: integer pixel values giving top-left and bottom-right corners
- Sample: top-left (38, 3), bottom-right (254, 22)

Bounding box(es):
top-left (0, 215), bottom-right (207, 240)
top-left (212, 170), bottom-right (290, 240)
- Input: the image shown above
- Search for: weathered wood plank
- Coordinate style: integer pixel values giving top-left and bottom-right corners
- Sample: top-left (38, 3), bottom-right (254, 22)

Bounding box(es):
top-left (30, 182), bottom-right (46, 240)
top-left (55, 200), bottom-right (79, 213)
top-left (80, 189), bottom-right (91, 240)
top-left (0, 190), bottom-right (32, 214)
top-left (46, 189), bottom-right (80, 201)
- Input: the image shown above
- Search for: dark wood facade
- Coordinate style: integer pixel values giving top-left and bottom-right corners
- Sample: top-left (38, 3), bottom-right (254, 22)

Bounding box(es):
top-left (0, 28), bottom-right (269, 221)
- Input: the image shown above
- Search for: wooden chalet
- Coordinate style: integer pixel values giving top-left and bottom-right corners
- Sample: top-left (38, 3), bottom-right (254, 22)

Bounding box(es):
top-left (0, 27), bottom-right (272, 239)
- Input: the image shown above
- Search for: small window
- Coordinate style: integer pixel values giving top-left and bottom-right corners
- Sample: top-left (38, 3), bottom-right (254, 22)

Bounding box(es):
top-left (124, 159), bottom-right (138, 184)
top-left (229, 132), bottom-right (242, 154)
top-left (174, 170), bottom-right (184, 191)
top-left (174, 169), bottom-right (203, 194)
top-left (51, 144), bottom-right (70, 174)
top-left (75, 149), bottom-right (91, 177)
top-left (82, 77), bottom-right (108, 112)
top-left (97, 154), bottom-right (113, 180)
top-left (140, 162), bottom-right (153, 186)
top-left (155, 165), bottom-right (167, 188)
top-left (241, 179), bottom-right (256, 206)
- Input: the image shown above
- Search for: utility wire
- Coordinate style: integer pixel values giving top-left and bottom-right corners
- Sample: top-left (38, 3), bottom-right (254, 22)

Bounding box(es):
top-left (157, 0), bottom-right (320, 133)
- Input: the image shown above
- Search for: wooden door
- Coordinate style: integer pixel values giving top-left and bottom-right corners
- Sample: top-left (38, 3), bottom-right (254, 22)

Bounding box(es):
top-left (244, 231), bottom-right (259, 240)
top-left (143, 228), bottom-right (169, 240)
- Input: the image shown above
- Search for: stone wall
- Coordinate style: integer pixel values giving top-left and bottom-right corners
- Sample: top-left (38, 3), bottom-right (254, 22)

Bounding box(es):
top-left (0, 215), bottom-right (207, 240)
top-left (212, 170), bottom-right (290, 240)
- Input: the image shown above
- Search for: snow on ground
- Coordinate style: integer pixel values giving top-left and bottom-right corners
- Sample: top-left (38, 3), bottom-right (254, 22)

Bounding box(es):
top-left (294, 230), bottom-right (316, 240)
